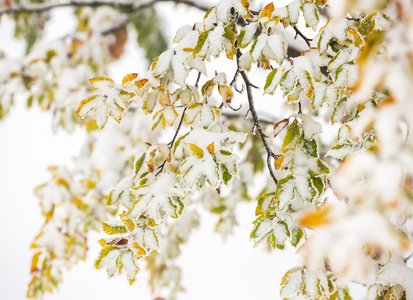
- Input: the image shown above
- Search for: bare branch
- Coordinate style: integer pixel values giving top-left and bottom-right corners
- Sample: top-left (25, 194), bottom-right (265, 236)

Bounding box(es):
top-left (293, 25), bottom-right (312, 48)
top-left (0, 0), bottom-right (210, 16)
top-left (240, 68), bottom-right (278, 185)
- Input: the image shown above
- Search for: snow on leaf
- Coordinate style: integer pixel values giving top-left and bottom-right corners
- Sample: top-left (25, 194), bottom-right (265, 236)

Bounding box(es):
top-left (118, 250), bottom-right (139, 285)
top-left (276, 175), bottom-right (295, 210)
top-left (250, 216), bottom-right (272, 244)
top-left (295, 174), bottom-right (317, 202)
top-left (174, 25), bottom-right (193, 43)
top-left (291, 227), bottom-right (304, 247)
top-left (200, 104), bottom-right (217, 128)
top-left (256, 192), bottom-right (275, 216)
top-left (267, 31), bottom-right (287, 64)
top-left (94, 245), bottom-right (121, 273)
top-left (331, 97), bottom-right (347, 123)
top-left (239, 51), bottom-right (253, 71)
top-left (107, 175), bottom-right (133, 208)
top-left (76, 95), bottom-right (101, 118)
top-left (153, 50), bottom-right (173, 76)
top-left (184, 103), bottom-right (203, 124)
top-left (129, 176), bottom-right (184, 225)
top-left (280, 69), bottom-right (297, 95)
top-left (271, 220), bottom-right (290, 250)
top-left (300, 114), bottom-right (322, 140)
top-left (311, 82), bottom-right (326, 109)
top-left (327, 143), bottom-right (352, 160)
top-left (89, 76), bottom-right (115, 90)
top-left (264, 67), bottom-right (283, 94)
top-left (238, 22), bottom-right (258, 48)
top-left (280, 269), bottom-right (303, 298)
top-left (287, 0), bottom-right (301, 26)
top-left (178, 155), bottom-right (220, 188)
top-left (303, 3), bottom-right (319, 31)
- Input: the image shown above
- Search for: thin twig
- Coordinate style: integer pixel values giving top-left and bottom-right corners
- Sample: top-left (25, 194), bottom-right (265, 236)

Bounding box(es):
top-left (156, 71), bottom-right (201, 175)
top-left (293, 26), bottom-right (312, 48)
top-left (240, 69), bottom-right (278, 185)
top-left (168, 107), bottom-right (187, 148)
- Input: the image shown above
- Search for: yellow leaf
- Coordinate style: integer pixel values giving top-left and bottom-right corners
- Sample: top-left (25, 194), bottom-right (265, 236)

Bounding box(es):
top-left (299, 205), bottom-right (332, 229)
top-left (260, 2), bottom-right (274, 19)
top-left (132, 242), bottom-right (147, 256)
top-left (184, 143), bottom-right (204, 158)
top-left (218, 85), bottom-right (233, 105)
top-left (30, 252), bottom-right (42, 273)
top-left (241, 0), bottom-right (254, 18)
top-left (122, 73), bottom-right (138, 85)
top-left (273, 156), bottom-right (284, 170)
top-left (98, 239), bottom-right (107, 247)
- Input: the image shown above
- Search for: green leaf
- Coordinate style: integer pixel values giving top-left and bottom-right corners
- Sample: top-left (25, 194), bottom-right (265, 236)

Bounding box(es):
top-left (301, 136), bottom-right (318, 157)
top-left (331, 97), bottom-right (347, 123)
top-left (291, 227), bottom-right (304, 247)
top-left (282, 119), bottom-right (300, 152)
top-left (312, 176), bottom-right (324, 196)
top-left (221, 163), bottom-right (232, 185)
top-left (134, 153), bottom-right (146, 177)
top-left (194, 30), bottom-right (210, 58)
top-left (101, 222), bottom-right (128, 235)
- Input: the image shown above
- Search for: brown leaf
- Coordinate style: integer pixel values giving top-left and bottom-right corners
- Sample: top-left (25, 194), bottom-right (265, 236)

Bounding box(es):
top-left (273, 118), bottom-right (289, 138)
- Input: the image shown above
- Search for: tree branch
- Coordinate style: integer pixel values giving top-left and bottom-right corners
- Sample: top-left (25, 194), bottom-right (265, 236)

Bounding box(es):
top-left (293, 25), bottom-right (312, 48)
top-left (239, 67), bottom-right (278, 185)
top-left (0, 0), bottom-right (210, 16)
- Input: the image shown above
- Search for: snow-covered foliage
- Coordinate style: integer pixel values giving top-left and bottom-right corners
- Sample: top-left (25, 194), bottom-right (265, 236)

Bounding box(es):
top-left (2, 0), bottom-right (413, 299)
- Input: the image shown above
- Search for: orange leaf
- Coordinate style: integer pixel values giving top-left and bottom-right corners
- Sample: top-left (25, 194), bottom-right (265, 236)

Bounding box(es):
top-left (135, 78), bottom-right (149, 89)
top-left (206, 142), bottom-right (215, 154)
top-left (260, 2), bottom-right (274, 19)
top-left (273, 118), bottom-right (289, 138)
